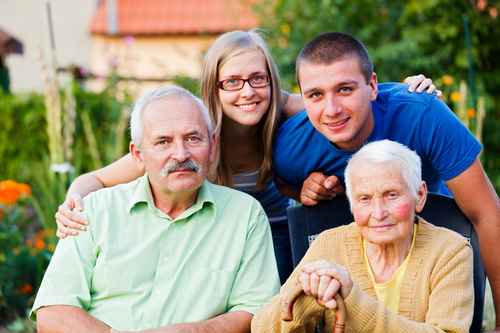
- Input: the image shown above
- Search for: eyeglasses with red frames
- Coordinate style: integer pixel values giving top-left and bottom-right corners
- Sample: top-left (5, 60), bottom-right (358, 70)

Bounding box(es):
top-left (217, 75), bottom-right (272, 91)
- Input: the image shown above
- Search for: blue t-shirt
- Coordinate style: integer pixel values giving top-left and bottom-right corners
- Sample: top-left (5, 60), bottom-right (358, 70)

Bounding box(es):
top-left (273, 83), bottom-right (482, 196)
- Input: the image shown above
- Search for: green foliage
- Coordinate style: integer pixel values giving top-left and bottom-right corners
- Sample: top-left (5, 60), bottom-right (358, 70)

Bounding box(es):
top-left (172, 75), bottom-right (201, 97)
top-left (255, 0), bottom-right (500, 192)
top-left (72, 83), bottom-right (132, 168)
top-left (0, 92), bottom-right (48, 183)
top-left (0, 197), bottom-right (51, 327)
top-left (29, 155), bottom-right (72, 233)
top-left (0, 87), bottom-right (131, 185)
top-left (0, 61), bottom-right (133, 328)
top-left (0, 63), bottom-right (9, 94)
top-left (0, 84), bottom-right (132, 246)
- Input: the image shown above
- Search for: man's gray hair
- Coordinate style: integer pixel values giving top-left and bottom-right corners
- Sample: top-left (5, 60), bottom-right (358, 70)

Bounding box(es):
top-left (130, 86), bottom-right (213, 151)
top-left (344, 140), bottom-right (422, 208)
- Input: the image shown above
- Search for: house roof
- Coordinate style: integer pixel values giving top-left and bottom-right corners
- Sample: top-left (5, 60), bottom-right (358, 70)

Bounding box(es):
top-left (89, 0), bottom-right (261, 36)
top-left (0, 27), bottom-right (23, 55)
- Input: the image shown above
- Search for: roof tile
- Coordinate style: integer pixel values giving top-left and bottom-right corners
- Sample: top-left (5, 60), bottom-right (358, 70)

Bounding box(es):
top-left (90, 0), bottom-right (261, 35)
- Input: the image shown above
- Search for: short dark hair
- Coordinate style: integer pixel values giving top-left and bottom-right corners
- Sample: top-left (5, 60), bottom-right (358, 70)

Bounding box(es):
top-left (296, 32), bottom-right (373, 85)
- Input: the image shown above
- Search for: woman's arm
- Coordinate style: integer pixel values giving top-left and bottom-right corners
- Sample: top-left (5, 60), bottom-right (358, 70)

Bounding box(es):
top-left (91, 153), bottom-right (143, 188)
top-left (55, 153), bottom-right (144, 238)
top-left (282, 75), bottom-right (442, 119)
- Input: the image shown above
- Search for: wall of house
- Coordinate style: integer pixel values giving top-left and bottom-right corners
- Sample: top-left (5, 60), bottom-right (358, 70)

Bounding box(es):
top-left (0, 0), bottom-right (99, 93)
top-left (90, 34), bottom-right (217, 97)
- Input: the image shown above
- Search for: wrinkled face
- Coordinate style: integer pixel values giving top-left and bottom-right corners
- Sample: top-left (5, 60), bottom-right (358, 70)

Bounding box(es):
top-left (131, 97), bottom-right (216, 198)
top-left (350, 161), bottom-right (426, 246)
top-left (299, 57), bottom-right (378, 151)
top-left (218, 49), bottom-right (271, 127)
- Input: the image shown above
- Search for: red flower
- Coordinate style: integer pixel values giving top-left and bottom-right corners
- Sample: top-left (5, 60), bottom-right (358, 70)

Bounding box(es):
top-left (36, 239), bottom-right (46, 250)
top-left (20, 284), bottom-right (33, 294)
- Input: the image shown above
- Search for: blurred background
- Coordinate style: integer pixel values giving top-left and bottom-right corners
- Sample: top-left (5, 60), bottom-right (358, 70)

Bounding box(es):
top-left (0, 0), bottom-right (498, 331)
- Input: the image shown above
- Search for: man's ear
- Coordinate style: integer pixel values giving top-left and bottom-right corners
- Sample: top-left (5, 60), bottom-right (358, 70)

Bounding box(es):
top-left (370, 73), bottom-right (378, 101)
top-left (130, 141), bottom-right (146, 172)
top-left (415, 181), bottom-right (427, 213)
top-left (209, 133), bottom-right (217, 163)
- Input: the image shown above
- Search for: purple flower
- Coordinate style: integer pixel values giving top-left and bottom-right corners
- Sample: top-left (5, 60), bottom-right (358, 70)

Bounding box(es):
top-left (124, 34), bottom-right (135, 46)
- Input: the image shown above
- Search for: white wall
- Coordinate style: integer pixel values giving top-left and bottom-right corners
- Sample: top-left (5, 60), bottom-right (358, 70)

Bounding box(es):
top-left (0, 0), bottom-right (99, 92)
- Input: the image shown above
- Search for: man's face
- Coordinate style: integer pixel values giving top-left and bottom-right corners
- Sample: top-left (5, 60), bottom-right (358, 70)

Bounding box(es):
top-left (299, 57), bottom-right (378, 151)
top-left (131, 97), bottom-right (216, 198)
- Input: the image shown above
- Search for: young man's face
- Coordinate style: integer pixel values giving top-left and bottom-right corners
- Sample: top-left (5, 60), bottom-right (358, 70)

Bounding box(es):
top-left (299, 57), bottom-right (378, 151)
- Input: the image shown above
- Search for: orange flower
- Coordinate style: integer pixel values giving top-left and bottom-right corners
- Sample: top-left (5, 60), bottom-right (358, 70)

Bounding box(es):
top-left (442, 75), bottom-right (454, 86)
top-left (20, 284), bottom-right (33, 294)
top-left (12, 248), bottom-right (19, 255)
top-left (17, 183), bottom-right (32, 198)
top-left (467, 108), bottom-right (476, 119)
top-left (450, 92), bottom-right (462, 102)
top-left (36, 239), bottom-right (46, 250)
top-left (26, 239), bottom-right (34, 247)
top-left (29, 248), bottom-right (37, 256)
top-left (0, 180), bottom-right (21, 205)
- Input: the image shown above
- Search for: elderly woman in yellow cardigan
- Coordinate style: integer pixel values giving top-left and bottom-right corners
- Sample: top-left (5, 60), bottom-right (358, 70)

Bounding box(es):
top-left (252, 140), bottom-right (474, 333)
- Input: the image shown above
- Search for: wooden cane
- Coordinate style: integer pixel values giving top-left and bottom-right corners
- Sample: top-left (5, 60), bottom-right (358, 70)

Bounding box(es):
top-left (282, 283), bottom-right (346, 333)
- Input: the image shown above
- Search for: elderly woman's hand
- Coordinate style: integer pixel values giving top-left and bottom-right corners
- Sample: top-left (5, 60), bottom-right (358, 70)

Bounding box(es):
top-left (299, 259), bottom-right (353, 309)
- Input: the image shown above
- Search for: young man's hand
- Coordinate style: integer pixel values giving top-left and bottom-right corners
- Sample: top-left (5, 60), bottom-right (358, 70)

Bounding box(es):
top-left (300, 172), bottom-right (345, 206)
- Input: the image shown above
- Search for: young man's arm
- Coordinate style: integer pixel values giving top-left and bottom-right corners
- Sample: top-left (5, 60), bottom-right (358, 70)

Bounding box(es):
top-left (37, 305), bottom-right (109, 333)
top-left (111, 311), bottom-right (252, 333)
top-left (446, 158), bottom-right (500, 332)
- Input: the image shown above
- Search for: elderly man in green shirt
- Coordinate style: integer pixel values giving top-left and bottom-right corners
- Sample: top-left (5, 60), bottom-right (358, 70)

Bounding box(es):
top-left (30, 86), bottom-right (280, 332)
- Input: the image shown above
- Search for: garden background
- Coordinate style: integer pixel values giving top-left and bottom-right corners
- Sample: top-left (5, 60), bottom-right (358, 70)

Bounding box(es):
top-left (0, 0), bottom-right (499, 331)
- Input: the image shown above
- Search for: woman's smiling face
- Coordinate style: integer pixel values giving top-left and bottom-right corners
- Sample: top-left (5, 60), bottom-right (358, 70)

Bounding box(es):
top-left (218, 49), bottom-right (271, 127)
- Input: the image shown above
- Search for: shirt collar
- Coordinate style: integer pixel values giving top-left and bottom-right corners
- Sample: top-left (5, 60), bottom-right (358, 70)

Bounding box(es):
top-left (128, 173), bottom-right (156, 213)
top-left (128, 174), bottom-right (216, 218)
top-left (176, 179), bottom-right (216, 220)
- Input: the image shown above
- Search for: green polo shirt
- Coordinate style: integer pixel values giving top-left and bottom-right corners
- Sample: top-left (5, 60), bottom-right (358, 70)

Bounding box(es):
top-left (30, 174), bottom-right (280, 331)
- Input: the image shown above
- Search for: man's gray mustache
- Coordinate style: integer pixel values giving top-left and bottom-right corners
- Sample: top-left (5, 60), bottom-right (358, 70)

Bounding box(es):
top-left (160, 160), bottom-right (201, 177)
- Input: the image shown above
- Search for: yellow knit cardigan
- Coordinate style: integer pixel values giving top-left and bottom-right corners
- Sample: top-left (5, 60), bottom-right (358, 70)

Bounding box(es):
top-left (251, 218), bottom-right (474, 333)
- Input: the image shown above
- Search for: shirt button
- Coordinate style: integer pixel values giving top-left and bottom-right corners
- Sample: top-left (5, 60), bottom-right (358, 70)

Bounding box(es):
top-left (146, 323), bottom-right (152, 328)
top-left (164, 256), bottom-right (170, 263)
top-left (171, 222), bottom-right (175, 227)
top-left (211, 272), bottom-right (218, 278)
top-left (156, 289), bottom-right (161, 295)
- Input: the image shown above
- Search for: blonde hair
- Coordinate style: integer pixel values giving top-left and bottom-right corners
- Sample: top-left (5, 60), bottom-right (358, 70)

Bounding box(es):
top-left (200, 30), bottom-right (283, 191)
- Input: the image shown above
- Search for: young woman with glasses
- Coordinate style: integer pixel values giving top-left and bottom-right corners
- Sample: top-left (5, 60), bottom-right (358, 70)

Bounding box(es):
top-left (55, 30), bottom-right (440, 283)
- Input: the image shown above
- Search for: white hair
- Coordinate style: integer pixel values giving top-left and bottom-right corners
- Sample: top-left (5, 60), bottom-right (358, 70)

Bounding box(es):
top-left (130, 86), bottom-right (213, 151)
top-left (344, 140), bottom-right (422, 208)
